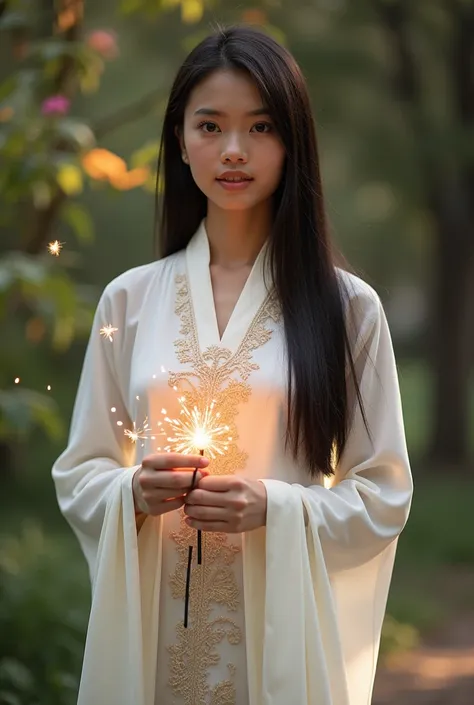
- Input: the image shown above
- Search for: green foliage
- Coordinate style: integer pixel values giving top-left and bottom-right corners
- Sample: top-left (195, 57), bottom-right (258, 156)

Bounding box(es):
top-left (0, 523), bottom-right (89, 705)
top-left (380, 614), bottom-right (420, 659)
top-left (397, 478), bottom-right (474, 567)
top-left (0, 4), bottom-right (153, 444)
top-left (0, 388), bottom-right (63, 441)
top-left (120, 0), bottom-right (208, 24)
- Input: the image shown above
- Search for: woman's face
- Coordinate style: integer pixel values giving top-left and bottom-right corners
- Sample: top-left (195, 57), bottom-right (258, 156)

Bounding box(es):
top-left (180, 69), bottom-right (285, 212)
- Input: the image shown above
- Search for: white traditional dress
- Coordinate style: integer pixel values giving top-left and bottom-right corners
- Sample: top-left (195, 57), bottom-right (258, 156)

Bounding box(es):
top-left (52, 220), bottom-right (413, 705)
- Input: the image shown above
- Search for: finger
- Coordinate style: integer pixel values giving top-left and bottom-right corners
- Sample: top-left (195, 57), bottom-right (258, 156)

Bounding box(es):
top-left (185, 517), bottom-right (231, 533)
top-left (197, 475), bottom-right (242, 492)
top-left (143, 488), bottom-right (187, 503)
top-left (184, 504), bottom-right (228, 521)
top-left (141, 453), bottom-right (210, 470)
top-left (185, 489), bottom-right (228, 507)
top-left (150, 497), bottom-right (185, 516)
top-left (141, 470), bottom-right (207, 491)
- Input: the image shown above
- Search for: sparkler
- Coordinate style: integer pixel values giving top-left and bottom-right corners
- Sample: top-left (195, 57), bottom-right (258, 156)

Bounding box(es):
top-left (161, 397), bottom-right (232, 458)
top-left (160, 394), bottom-right (232, 628)
top-left (115, 382), bottom-right (232, 629)
top-left (99, 324), bottom-right (118, 342)
top-left (124, 418), bottom-right (150, 445)
top-left (48, 240), bottom-right (64, 256)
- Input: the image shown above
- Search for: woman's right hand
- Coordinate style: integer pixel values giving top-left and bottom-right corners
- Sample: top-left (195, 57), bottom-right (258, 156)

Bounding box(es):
top-left (132, 452), bottom-right (210, 516)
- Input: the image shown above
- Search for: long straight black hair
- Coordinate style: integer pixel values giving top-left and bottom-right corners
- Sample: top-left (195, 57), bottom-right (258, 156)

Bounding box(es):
top-left (155, 25), bottom-right (366, 478)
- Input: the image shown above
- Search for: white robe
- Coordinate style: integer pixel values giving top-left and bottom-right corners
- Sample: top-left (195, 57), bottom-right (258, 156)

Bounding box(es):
top-left (52, 221), bottom-right (413, 705)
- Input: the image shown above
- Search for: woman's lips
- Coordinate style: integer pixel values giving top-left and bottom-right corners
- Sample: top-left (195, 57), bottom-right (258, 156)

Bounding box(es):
top-left (216, 179), bottom-right (253, 191)
top-left (216, 174), bottom-right (253, 191)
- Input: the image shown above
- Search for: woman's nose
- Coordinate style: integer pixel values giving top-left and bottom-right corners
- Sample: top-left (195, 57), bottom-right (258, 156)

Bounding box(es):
top-left (221, 135), bottom-right (248, 164)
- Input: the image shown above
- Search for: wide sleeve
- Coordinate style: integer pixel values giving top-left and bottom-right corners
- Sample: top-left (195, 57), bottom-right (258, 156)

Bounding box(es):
top-left (294, 291), bottom-right (412, 572)
top-left (243, 288), bottom-right (413, 705)
top-left (52, 287), bottom-right (139, 577)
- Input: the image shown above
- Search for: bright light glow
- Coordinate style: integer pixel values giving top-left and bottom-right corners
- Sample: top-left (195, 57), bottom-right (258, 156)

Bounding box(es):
top-left (124, 418), bottom-right (150, 444)
top-left (100, 324), bottom-right (118, 342)
top-left (161, 399), bottom-right (231, 457)
top-left (48, 240), bottom-right (64, 256)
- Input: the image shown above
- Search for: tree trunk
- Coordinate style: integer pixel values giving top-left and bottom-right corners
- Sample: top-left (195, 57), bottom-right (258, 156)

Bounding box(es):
top-left (429, 222), bottom-right (474, 470)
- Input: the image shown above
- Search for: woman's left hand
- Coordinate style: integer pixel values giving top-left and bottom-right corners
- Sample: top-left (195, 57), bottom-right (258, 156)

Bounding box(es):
top-left (184, 475), bottom-right (267, 533)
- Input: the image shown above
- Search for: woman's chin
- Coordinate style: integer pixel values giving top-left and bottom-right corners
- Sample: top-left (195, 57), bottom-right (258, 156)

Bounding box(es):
top-left (207, 191), bottom-right (264, 212)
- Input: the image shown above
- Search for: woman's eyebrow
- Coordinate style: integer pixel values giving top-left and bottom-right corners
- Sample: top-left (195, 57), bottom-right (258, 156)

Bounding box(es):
top-left (193, 107), bottom-right (270, 116)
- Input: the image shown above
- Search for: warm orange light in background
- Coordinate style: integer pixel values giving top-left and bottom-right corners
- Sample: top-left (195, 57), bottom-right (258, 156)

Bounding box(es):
top-left (56, 0), bottom-right (84, 32)
top-left (82, 149), bottom-right (149, 191)
top-left (110, 167), bottom-right (149, 190)
top-left (82, 148), bottom-right (126, 181)
top-left (0, 106), bottom-right (14, 122)
top-left (26, 317), bottom-right (47, 344)
top-left (241, 9), bottom-right (267, 25)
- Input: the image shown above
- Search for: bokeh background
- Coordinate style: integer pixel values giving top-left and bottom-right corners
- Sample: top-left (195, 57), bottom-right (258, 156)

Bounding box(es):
top-left (1, 1), bottom-right (474, 704)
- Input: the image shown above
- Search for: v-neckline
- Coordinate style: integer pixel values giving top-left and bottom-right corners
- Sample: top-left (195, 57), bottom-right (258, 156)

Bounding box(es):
top-left (185, 220), bottom-right (270, 353)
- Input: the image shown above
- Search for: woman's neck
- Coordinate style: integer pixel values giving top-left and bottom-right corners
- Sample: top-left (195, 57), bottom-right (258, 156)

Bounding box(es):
top-left (205, 202), bottom-right (271, 269)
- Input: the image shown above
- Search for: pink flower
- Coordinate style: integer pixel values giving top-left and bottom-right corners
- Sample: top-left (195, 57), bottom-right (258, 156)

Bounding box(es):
top-left (86, 30), bottom-right (119, 59)
top-left (41, 95), bottom-right (70, 116)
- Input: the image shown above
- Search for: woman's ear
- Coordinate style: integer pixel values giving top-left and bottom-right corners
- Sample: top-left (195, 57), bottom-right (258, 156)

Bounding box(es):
top-left (174, 125), bottom-right (189, 164)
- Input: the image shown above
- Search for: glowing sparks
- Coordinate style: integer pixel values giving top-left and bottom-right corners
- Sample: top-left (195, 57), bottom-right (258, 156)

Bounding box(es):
top-left (48, 240), bottom-right (64, 256)
top-left (124, 418), bottom-right (150, 444)
top-left (161, 398), bottom-right (231, 458)
top-left (14, 377), bottom-right (20, 384)
top-left (100, 324), bottom-right (118, 342)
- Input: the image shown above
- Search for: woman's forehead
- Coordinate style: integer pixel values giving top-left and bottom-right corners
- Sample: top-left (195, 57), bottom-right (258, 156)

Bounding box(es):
top-left (185, 69), bottom-right (266, 116)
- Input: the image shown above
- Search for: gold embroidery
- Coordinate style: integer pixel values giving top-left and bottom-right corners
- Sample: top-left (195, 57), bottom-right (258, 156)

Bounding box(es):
top-left (167, 273), bottom-right (279, 704)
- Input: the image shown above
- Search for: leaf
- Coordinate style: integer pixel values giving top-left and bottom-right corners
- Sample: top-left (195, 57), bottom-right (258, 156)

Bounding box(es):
top-left (0, 253), bottom-right (48, 290)
top-left (52, 315), bottom-right (76, 351)
top-left (61, 202), bottom-right (94, 243)
top-left (0, 389), bottom-right (63, 441)
top-left (56, 164), bottom-right (83, 195)
top-left (0, 76), bottom-right (17, 104)
top-left (77, 51), bottom-right (105, 94)
top-left (56, 119), bottom-right (96, 151)
top-left (131, 140), bottom-right (160, 168)
top-left (120, 0), bottom-right (144, 14)
top-left (0, 264), bottom-right (15, 292)
top-left (79, 68), bottom-right (101, 94)
top-left (31, 181), bottom-right (53, 209)
top-left (0, 658), bottom-right (34, 692)
top-left (32, 39), bottom-right (82, 62)
top-left (40, 275), bottom-right (78, 318)
top-left (181, 0), bottom-right (203, 24)
top-left (0, 691), bottom-right (22, 705)
top-left (0, 12), bottom-right (30, 32)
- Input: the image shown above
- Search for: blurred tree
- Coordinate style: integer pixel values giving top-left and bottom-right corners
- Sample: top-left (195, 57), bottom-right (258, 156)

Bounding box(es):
top-left (0, 0), bottom-right (159, 467)
top-left (368, 0), bottom-right (474, 469)
top-left (289, 0), bottom-right (474, 469)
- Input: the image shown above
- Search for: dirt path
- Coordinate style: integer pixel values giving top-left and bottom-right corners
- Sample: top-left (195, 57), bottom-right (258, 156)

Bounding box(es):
top-left (372, 614), bottom-right (474, 704)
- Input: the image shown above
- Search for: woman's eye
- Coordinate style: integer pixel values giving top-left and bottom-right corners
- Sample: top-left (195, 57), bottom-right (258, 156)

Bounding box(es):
top-left (198, 121), bottom-right (221, 133)
top-left (252, 122), bottom-right (272, 133)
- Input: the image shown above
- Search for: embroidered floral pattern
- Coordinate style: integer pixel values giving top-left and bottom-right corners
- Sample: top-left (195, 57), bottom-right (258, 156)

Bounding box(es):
top-left (167, 273), bottom-right (279, 704)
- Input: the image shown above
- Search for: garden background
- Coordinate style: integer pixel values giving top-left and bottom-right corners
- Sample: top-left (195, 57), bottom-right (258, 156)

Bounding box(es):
top-left (1, 1), bottom-right (474, 703)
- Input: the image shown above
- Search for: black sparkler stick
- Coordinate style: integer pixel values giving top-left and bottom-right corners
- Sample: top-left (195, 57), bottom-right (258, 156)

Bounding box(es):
top-left (183, 449), bottom-right (204, 628)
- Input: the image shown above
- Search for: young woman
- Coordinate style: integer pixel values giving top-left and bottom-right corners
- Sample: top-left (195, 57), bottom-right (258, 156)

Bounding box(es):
top-left (53, 25), bottom-right (413, 705)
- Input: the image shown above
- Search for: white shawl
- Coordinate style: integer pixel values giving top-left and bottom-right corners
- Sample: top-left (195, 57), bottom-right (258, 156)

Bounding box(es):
top-left (53, 250), bottom-right (412, 705)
